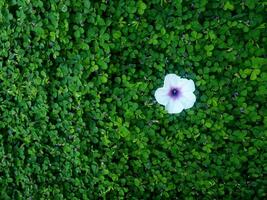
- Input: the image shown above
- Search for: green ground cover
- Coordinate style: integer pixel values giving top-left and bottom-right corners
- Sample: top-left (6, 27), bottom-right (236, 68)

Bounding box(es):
top-left (0, 0), bottom-right (266, 199)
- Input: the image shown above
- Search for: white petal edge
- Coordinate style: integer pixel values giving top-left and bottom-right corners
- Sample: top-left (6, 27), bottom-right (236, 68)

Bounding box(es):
top-left (180, 79), bottom-right (195, 92)
top-left (166, 99), bottom-right (184, 114)
top-left (179, 92), bottom-right (196, 109)
top-left (155, 87), bottom-right (169, 106)
top-left (164, 74), bottom-right (181, 89)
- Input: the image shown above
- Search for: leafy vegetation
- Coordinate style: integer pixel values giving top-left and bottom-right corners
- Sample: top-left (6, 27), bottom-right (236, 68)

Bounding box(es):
top-left (0, 0), bottom-right (266, 199)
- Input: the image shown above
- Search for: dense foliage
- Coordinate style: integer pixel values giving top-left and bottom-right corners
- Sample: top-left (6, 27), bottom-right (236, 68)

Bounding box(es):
top-left (0, 0), bottom-right (266, 199)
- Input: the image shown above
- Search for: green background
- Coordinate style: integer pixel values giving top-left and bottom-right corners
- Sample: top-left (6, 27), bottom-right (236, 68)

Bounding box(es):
top-left (0, 0), bottom-right (266, 199)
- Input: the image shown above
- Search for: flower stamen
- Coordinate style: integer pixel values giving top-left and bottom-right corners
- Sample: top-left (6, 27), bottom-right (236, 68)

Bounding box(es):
top-left (168, 87), bottom-right (181, 99)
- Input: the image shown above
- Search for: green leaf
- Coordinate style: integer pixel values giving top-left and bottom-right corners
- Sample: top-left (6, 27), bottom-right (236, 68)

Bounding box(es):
top-left (137, 1), bottom-right (147, 15)
top-left (250, 69), bottom-right (261, 80)
top-left (251, 57), bottom-right (267, 68)
top-left (245, 0), bottom-right (255, 9)
top-left (113, 31), bottom-right (122, 39)
top-left (224, 1), bottom-right (234, 11)
top-left (119, 126), bottom-right (130, 138)
top-left (204, 44), bottom-right (214, 52)
top-left (97, 60), bottom-right (108, 70)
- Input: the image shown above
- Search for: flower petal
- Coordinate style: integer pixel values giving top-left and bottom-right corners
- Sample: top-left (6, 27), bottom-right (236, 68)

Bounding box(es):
top-left (166, 99), bottom-right (184, 114)
top-left (164, 74), bottom-right (181, 89)
top-left (179, 92), bottom-right (196, 109)
top-left (155, 87), bottom-right (169, 106)
top-left (180, 79), bottom-right (195, 92)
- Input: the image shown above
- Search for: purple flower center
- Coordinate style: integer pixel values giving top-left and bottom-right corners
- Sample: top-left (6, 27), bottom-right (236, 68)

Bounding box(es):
top-left (168, 87), bottom-right (181, 99)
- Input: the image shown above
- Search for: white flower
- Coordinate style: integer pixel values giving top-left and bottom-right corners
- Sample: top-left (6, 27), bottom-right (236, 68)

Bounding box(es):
top-left (155, 74), bottom-right (196, 114)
